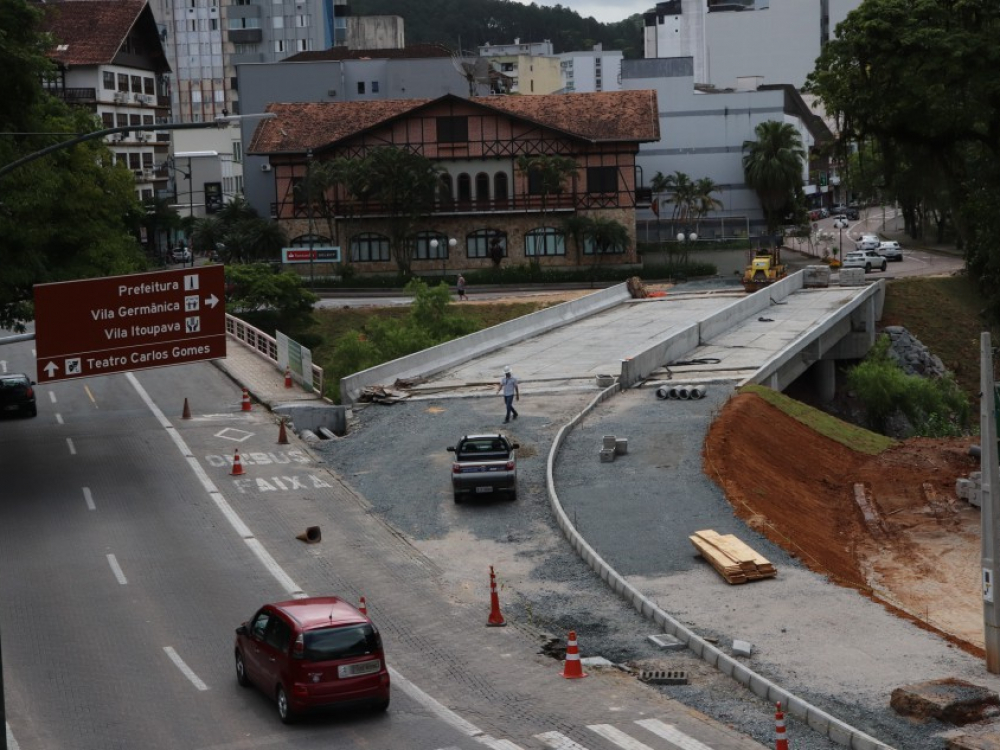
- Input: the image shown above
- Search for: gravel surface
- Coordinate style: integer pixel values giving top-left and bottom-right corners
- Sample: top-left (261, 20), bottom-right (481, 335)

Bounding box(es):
top-left (312, 390), bottom-right (854, 749)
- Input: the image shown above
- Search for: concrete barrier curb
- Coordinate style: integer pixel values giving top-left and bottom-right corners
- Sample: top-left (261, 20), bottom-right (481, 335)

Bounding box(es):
top-left (340, 283), bottom-right (632, 404)
top-left (545, 380), bottom-right (896, 750)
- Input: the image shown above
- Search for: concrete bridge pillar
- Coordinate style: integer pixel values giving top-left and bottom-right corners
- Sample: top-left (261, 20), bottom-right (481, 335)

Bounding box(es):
top-left (813, 358), bottom-right (836, 403)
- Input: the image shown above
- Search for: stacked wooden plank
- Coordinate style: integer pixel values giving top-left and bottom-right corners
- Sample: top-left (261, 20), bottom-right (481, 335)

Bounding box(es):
top-left (689, 529), bottom-right (777, 584)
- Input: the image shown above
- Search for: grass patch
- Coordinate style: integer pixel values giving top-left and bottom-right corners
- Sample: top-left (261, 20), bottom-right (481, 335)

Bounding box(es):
top-left (739, 384), bottom-right (898, 454)
top-left (881, 275), bottom-right (995, 401)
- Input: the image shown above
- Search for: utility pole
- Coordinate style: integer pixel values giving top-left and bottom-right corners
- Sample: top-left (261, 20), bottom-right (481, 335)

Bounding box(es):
top-left (982, 332), bottom-right (1000, 672)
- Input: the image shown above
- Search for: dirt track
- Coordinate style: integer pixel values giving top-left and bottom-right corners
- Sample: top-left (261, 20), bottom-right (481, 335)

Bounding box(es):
top-left (704, 392), bottom-right (983, 652)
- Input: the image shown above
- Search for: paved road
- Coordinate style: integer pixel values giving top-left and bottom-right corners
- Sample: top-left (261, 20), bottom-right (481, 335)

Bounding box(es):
top-left (0, 333), bottom-right (772, 750)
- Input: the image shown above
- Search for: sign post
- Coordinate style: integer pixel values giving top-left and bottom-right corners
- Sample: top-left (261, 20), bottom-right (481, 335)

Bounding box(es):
top-left (33, 266), bottom-right (226, 383)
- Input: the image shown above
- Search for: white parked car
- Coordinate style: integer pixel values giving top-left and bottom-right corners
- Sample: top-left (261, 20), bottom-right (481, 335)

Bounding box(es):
top-left (877, 241), bottom-right (903, 261)
top-left (842, 249), bottom-right (887, 273)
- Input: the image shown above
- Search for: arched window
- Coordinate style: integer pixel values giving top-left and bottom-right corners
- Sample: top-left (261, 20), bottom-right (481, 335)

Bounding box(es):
top-left (456, 173), bottom-right (472, 202)
top-left (290, 233), bottom-right (329, 247)
top-left (524, 227), bottom-right (566, 257)
top-left (411, 230), bottom-right (449, 260)
top-left (583, 237), bottom-right (625, 255)
top-left (350, 233), bottom-right (390, 262)
top-left (438, 173), bottom-right (453, 206)
top-left (475, 172), bottom-right (490, 205)
top-left (494, 172), bottom-right (509, 204)
top-left (466, 229), bottom-right (507, 259)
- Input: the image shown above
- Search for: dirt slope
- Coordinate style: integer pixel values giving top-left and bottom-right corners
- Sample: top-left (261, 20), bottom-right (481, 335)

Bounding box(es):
top-left (704, 392), bottom-right (983, 651)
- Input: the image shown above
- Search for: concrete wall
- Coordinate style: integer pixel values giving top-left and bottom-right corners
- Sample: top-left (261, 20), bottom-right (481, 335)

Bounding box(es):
top-left (340, 283), bottom-right (632, 404)
top-left (620, 270), bottom-right (805, 388)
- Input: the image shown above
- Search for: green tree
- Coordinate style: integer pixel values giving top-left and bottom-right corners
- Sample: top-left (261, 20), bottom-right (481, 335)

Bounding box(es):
top-left (191, 196), bottom-right (287, 264)
top-left (652, 170), bottom-right (696, 223)
top-left (0, 0), bottom-right (148, 330)
top-left (329, 147), bottom-right (441, 276)
top-left (742, 121), bottom-right (806, 236)
top-left (516, 153), bottom-right (577, 266)
top-left (224, 263), bottom-right (318, 334)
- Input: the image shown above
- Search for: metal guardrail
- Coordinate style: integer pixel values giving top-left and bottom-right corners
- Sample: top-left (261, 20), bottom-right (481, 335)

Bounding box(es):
top-left (225, 313), bottom-right (324, 395)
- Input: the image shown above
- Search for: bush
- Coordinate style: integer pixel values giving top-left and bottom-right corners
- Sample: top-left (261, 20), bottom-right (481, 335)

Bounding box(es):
top-left (846, 334), bottom-right (971, 436)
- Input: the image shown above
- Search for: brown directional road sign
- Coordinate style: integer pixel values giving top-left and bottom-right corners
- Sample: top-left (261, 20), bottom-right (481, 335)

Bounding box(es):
top-left (33, 265), bottom-right (226, 383)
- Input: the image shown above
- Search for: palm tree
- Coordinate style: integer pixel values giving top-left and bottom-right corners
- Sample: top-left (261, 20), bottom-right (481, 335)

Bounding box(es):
top-left (742, 121), bottom-right (806, 236)
top-left (692, 177), bottom-right (724, 234)
top-left (516, 154), bottom-right (578, 266)
top-left (585, 216), bottom-right (631, 286)
top-left (658, 170), bottom-right (697, 223)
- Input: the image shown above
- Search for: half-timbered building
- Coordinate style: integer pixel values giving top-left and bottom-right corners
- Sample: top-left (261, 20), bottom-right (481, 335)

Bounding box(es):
top-left (247, 91), bottom-right (659, 275)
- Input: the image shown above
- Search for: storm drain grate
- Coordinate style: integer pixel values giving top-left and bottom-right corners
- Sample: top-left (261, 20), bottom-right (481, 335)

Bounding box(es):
top-left (638, 669), bottom-right (689, 685)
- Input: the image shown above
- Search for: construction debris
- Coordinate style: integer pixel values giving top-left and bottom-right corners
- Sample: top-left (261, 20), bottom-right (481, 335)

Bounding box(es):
top-left (627, 276), bottom-right (649, 298)
top-left (852, 483), bottom-right (887, 537)
top-left (689, 529), bottom-right (777, 584)
top-left (359, 385), bottom-right (406, 404)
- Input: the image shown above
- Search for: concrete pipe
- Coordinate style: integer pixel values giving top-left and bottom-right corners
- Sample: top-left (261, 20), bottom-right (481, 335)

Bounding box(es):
top-left (656, 386), bottom-right (669, 400)
top-left (690, 385), bottom-right (707, 400)
top-left (677, 386), bottom-right (691, 400)
top-left (667, 387), bottom-right (681, 400)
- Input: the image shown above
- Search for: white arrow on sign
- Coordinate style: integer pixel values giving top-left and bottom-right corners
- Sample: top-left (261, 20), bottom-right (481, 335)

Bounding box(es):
top-left (44, 361), bottom-right (59, 377)
top-left (205, 294), bottom-right (219, 308)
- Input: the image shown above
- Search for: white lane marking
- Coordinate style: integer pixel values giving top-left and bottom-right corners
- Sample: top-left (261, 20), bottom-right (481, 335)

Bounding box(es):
top-left (536, 731), bottom-right (588, 749)
top-left (66, 437), bottom-right (76, 455)
top-left (163, 646), bottom-right (209, 691)
top-left (125, 373), bottom-right (302, 597)
top-left (635, 720), bottom-right (716, 750)
top-left (588, 725), bottom-right (656, 750)
top-left (386, 667), bottom-right (523, 750)
top-left (6, 721), bottom-right (21, 750)
top-left (56, 413), bottom-right (64, 424)
top-left (83, 487), bottom-right (96, 511)
top-left (129, 371), bottom-right (524, 746)
top-left (106, 554), bottom-right (127, 584)
top-left (49, 391), bottom-right (57, 403)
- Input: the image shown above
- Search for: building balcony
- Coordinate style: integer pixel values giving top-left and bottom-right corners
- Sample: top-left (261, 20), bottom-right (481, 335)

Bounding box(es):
top-left (273, 192), bottom-right (629, 221)
top-left (227, 28), bottom-right (262, 44)
top-left (49, 87), bottom-right (97, 105)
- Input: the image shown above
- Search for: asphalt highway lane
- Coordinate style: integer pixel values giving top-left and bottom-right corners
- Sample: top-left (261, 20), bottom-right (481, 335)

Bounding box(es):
top-left (1, 336), bottom-right (770, 750)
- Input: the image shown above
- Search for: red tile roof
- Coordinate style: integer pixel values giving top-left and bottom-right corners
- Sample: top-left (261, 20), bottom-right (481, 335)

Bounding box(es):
top-left (41, 0), bottom-right (147, 66)
top-left (249, 91), bottom-right (660, 155)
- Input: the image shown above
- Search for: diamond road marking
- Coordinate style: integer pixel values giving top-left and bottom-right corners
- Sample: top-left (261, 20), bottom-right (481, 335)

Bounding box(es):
top-left (214, 427), bottom-right (253, 442)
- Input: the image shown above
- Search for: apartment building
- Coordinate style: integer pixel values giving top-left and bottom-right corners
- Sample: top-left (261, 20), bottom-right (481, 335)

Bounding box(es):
top-left (41, 0), bottom-right (173, 202)
top-left (478, 39), bottom-right (562, 95)
top-left (643, 0), bottom-right (863, 89)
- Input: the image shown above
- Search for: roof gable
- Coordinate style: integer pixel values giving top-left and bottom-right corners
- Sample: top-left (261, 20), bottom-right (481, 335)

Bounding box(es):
top-left (249, 91), bottom-right (660, 155)
top-left (41, 0), bottom-right (167, 71)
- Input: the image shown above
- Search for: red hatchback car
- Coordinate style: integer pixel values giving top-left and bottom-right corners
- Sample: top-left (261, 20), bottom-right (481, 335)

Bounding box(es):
top-left (234, 596), bottom-right (390, 723)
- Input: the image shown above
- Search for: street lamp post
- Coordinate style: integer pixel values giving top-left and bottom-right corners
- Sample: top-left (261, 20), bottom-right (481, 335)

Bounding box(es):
top-left (676, 230), bottom-right (697, 264)
top-left (430, 236), bottom-right (458, 282)
top-left (833, 216), bottom-right (849, 260)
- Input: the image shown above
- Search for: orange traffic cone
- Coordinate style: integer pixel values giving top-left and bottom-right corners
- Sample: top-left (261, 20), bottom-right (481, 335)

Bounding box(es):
top-left (487, 566), bottom-right (506, 627)
top-left (561, 631), bottom-right (587, 679)
top-left (182, 398), bottom-right (191, 420)
top-left (284, 366), bottom-right (293, 389)
top-left (359, 596), bottom-right (368, 616)
top-left (240, 388), bottom-right (252, 412)
top-left (774, 702), bottom-right (789, 750)
top-left (231, 450), bottom-right (245, 476)
top-left (277, 419), bottom-right (289, 445)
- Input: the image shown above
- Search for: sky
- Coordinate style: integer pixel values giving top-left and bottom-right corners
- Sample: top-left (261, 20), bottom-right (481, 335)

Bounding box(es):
top-left (513, 0), bottom-right (654, 25)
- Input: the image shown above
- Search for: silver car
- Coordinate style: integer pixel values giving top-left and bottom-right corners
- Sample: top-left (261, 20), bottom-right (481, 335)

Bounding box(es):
top-left (877, 241), bottom-right (903, 261)
top-left (447, 434), bottom-right (519, 503)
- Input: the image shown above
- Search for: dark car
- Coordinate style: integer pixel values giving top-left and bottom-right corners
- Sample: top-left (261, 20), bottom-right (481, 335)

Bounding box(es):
top-left (235, 596), bottom-right (390, 723)
top-left (447, 433), bottom-right (519, 502)
top-left (0, 373), bottom-right (37, 417)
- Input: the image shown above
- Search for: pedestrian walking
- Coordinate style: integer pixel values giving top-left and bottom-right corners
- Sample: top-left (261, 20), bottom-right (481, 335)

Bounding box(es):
top-left (456, 274), bottom-right (468, 301)
top-left (496, 365), bottom-right (519, 423)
